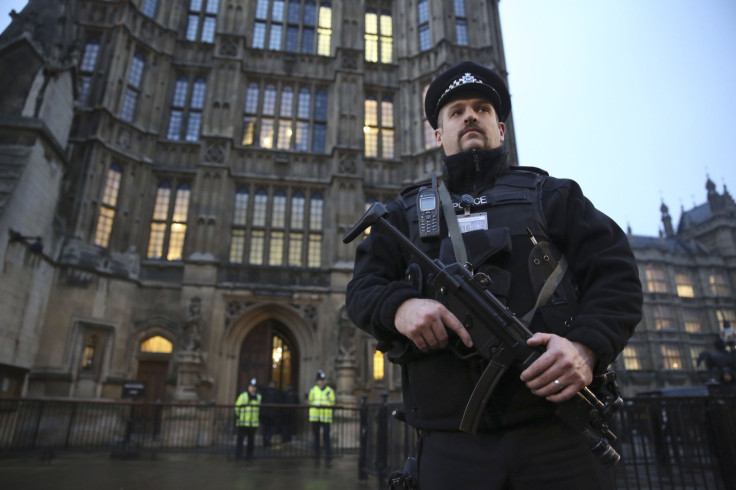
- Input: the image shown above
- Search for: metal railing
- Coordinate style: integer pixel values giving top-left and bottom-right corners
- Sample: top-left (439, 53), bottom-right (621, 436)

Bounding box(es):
top-left (2, 395), bottom-right (735, 489)
top-left (361, 394), bottom-right (736, 490)
top-left (0, 399), bottom-right (361, 460)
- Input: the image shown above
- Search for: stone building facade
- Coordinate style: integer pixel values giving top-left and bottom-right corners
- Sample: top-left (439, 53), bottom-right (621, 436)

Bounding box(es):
top-left (619, 179), bottom-right (736, 394)
top-left (0, 0), bottom-right (733, 406)
top-left (0, 0), bottom-right (515, 405)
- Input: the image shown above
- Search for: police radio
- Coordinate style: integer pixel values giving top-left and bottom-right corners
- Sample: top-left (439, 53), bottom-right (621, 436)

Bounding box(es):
top-left (417, 174), bottom-right (440, 239)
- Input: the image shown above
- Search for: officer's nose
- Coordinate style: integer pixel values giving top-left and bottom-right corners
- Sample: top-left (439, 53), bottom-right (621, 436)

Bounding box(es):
top-left (464, 109), bottom-right (477, 123)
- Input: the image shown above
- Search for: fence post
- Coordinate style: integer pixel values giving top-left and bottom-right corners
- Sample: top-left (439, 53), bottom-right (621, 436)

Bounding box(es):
top-left (377, 391), bottom-right (389, 489)
top-left (358, 394), bottom-right (368, 481)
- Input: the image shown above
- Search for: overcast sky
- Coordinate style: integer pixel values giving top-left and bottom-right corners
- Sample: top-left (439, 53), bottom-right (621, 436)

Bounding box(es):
top-left (2, 0), bottom-right (734, 237)
top-left (499, 0), bottom-right (736, 236)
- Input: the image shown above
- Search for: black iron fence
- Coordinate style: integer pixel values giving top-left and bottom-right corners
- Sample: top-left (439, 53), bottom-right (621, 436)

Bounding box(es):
top-left (2, 395), bottom-right (735, 489)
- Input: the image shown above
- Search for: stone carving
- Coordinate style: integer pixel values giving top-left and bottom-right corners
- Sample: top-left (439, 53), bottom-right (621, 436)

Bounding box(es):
top-left (181, 297), bottom-right (203, 352)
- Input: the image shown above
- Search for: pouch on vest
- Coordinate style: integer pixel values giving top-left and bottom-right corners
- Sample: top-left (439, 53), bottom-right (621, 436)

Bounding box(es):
top-left (439, 227), bottom-right (513, 303)
top-left (528, 240), bottom-right (567, 305)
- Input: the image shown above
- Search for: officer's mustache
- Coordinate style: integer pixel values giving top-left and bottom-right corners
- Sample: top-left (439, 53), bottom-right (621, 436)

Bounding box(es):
top-left (459, 123), bottom-right (486, 139)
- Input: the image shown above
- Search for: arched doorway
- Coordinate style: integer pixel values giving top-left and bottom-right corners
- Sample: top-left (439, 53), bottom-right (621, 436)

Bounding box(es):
top-left (238, 319), bottom-right (299, 393)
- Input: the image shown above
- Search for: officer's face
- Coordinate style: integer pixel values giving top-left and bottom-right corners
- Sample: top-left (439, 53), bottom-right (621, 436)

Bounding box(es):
top-left (435, 96), bottom-right (505, 156)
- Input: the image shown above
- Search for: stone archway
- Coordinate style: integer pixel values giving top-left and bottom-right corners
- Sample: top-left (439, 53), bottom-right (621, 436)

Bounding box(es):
top-left (236, 319), bottom-right (300, 394)
top-left (219, 302), bottom-right (314, 404)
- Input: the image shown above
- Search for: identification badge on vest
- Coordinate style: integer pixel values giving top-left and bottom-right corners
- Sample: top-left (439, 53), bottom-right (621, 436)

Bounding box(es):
top-left (457, 212), bottom-right (488, 233)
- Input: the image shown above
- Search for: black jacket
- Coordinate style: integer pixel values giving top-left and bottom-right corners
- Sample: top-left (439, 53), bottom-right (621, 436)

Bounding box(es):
top-left (345, 147), bottom-right (643, 430)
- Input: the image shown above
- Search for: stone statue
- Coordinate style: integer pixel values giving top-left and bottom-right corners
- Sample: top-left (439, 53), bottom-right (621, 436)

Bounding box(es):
top-left (181, 297), bottom-right (203, 352)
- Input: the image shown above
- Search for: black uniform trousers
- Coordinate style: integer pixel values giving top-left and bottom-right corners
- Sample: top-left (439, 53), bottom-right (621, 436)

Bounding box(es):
top-left (235, 426), bottom-right (256, 460)
top-left (418, 420), bottom-right (615, 490)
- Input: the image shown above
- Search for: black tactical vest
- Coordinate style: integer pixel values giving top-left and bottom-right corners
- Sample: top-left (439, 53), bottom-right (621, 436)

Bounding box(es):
top-left (399, 167), bottom-right (576, 325)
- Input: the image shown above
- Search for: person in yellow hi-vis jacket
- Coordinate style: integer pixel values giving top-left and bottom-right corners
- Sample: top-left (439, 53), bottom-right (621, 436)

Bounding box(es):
top-left (308, 370), bottom-right (335, 464)
top-left (234, 378), bottom-right (261, 461)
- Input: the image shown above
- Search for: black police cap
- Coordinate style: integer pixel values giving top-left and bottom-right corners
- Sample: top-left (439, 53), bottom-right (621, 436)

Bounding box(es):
top-left (424, 61), bottom-right (511, 129)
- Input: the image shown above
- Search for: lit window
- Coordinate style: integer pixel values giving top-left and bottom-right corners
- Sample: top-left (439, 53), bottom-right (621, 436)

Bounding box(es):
top-left (242, 82), bottom-right (327, 153)
top-left (682, 309), bottom-right (702, 333)
top-left (675, 272), bottom-right (695, 298)
top-left (645, 266), bottom-right (667, 293)
top-left (228, 187), bottom-right (319, 267)
top-left (81, 335), bottom-right (98, 370)
top-left (661, 344), bottom-right (683, 370)
top-left (365, 10), bottom-right (393, 63)
top-left (94, 164), bottom-right (122, 247)
top-left (364, 96), bottom-right (394, 158)
top-left (147, 182), bottom-right (191, 260)
top-left (622, 346), bottom-right (641, 371)
top-left (140, 335), bottom-right (173, 353)
top-left (317, 3), bottom-right (332, 55)
top-left (373, 350), bottom-right (385, 380)
top-left (653, 305), bottom-right (674, 330)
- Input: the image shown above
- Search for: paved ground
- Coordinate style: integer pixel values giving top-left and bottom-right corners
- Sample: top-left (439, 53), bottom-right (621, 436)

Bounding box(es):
top-left (0, 452), bottom-right (380, 490)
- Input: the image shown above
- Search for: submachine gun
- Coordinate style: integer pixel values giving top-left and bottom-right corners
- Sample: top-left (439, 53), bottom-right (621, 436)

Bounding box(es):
top-left (343, 202), bottom-right (624, 467)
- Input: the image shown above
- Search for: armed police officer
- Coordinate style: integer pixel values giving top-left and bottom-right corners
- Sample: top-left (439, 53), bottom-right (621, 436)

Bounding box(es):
top-left (345, 61), bottom-right (643, 490)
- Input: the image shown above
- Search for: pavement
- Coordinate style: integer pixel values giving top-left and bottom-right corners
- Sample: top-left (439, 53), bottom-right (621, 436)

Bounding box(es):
top-left (0, 452), bottom-right (380, 490)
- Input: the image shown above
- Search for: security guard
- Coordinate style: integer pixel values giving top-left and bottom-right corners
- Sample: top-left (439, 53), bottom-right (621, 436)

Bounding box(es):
top-left (345, 61), bottom-right (643, 489)
top-left (308, 370), bottom-right (335, 463)
top-left (234, 378), bottom-right (261, 461)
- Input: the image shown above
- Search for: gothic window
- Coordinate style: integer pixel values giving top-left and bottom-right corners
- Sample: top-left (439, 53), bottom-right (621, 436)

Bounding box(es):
top-left (271, 333), bottom-right (292, 388)
top-left (316, 2), bottom-right (332, 55)
top-left (622, 346), bottom-right (641, 371)
top-left (253, 0), bottom-right (330, 55)
top-left (94, 164), bottom-right (122, 248)
top-left (120, 52), bottom-right (145, 122)
top-left (142, 0), bottom-right (158, 17)
top-left (147, 182), bottom-right (191, 260)
top-left (675, 271), bottom-right (695, 298)
top-left (140, 335), bottom-right (173, 353)
top-left (241, 82), bottom-right (327, 153)
top-left (661, 344), bottom-right (683, 370)
top-left (79, 38), bottom-right (99, 105)
top-left (288, 192), bottom-right (305, 265)
top-left (81, 335), bottom-right (98, 371)
top-left (653, 305), bottom-right (674, 330)
top-left (709, 271), bottom-right (730, 296)
top-left (682, 308), bottom-right (702, 333)
top-left (365, 9), bottom-right (393, 63)
top-left (454, 0), bottom-right (467, 45)
top-left (417, 0), bottom-right (430, 51)
top-left (186, 0), bottom-right (219, 43)
top-left (229, 187), bottom-right (322, 267)
top-left (307, 193), bottom-right (323, 267)
top-left (644, 265), bottom-right (667, 293)
top-left (269, 191), bottom-right (287, 265)
top-left (249, 189), bottom-right (268, 264)
top-left (167, 77), bottom-right (207, 141)
top-left (364, 96), bottom-right (394, 158)
top-left (229, 188), bottom-right (249, 262)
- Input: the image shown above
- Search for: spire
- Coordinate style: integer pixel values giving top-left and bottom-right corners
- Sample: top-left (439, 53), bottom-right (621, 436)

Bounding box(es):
top-left (660, 201), bottom-right (674, 237)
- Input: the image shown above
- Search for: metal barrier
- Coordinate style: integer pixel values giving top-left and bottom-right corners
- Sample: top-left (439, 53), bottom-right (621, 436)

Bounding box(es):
top-left (360, 395), bottom-right (736, 490)
top-left (2, 395), bottom-right (735, 489)
top-left (0, 399), bottom-right (361, 460)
